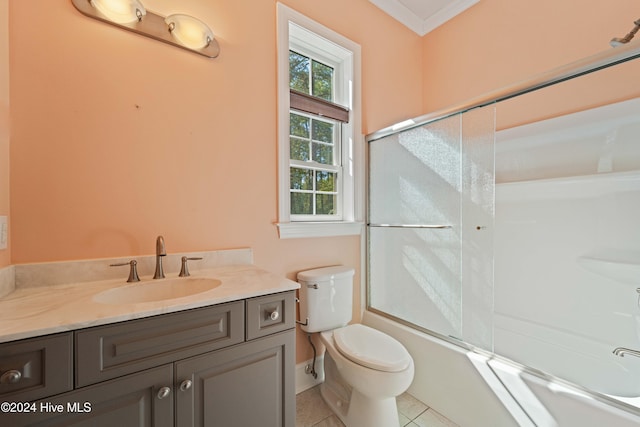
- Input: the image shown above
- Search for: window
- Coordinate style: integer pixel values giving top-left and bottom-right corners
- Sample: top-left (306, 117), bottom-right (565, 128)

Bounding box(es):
top-left (276, 3), bottom-right (364, 238)
top-left (289, 111), bottom-right (340, 218)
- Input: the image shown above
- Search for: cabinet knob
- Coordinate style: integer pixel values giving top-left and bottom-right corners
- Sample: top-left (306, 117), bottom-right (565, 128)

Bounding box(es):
top-left (180, 379), bottom-right (193, 391)
top-left (157, 386), bottom-right (171, 400)
top-left (268, 309), bottom-right (280, 321)
top-left (0, 370), bottom-right (22, 384)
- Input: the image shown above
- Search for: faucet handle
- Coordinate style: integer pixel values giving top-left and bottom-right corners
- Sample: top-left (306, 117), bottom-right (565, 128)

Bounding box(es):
top-left (110, 260), bottom-right (141, 282)
top-left (179, 256), bottom-right (203, 277)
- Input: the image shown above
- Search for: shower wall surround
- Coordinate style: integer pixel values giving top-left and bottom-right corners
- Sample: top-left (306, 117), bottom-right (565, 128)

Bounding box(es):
top-left (494, 97), bottom-right (640, 400)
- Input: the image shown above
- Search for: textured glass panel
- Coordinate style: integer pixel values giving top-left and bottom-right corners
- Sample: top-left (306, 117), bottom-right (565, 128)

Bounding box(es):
top-left (316, 194), bottom-right (336, 215)
top-left (291, 192), bottom-right (312, 214)
top-left (290, 113), bottom-right (310, 138)
top-left (290, 137), bottom-right (309, 161)
top-left (316, 171), bottom-right (335, 192)
top-left (368, 114), bottom-right (463, 340)
top-left (369, 116), bottom-right (462, 226)
top-left (289, 51), bottom-right (309, 94)
top-left (290, 168), bottom-right (312, 190)
top-left (312, 60), bottom-right (333, 101)
top-left (368, 227), bottom-right (462, 338)
top-left (368, 108), bottom-right (495, 350)
top-left (461, 104), bottom-right (495, 352)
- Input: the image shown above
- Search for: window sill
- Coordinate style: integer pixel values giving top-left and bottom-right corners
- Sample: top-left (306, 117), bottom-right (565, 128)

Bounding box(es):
top-left (276, 221), bottom-right (364, 239)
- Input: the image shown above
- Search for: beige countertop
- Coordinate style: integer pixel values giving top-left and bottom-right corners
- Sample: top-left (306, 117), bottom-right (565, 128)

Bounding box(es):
top-left (0, 264), bottom-right (300, 344)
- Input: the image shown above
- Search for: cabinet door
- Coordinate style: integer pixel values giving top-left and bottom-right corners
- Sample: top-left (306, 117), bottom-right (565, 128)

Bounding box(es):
top-left (175, 330), bottom-right (295, 427)
top-left (2, 364), bottom-right (174, 427)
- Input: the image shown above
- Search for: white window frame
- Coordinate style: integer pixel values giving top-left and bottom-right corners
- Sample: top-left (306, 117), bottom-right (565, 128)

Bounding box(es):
top-left (276, 3), bottom-right (364, 239)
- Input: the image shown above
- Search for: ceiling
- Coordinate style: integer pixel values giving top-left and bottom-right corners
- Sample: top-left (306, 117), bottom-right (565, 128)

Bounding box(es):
top-left (369, 0), bottom-right (480, 36)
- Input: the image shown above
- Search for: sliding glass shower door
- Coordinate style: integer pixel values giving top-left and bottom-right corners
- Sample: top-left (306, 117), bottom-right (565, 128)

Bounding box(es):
top-left (367, 105), bottom-right (495, 351)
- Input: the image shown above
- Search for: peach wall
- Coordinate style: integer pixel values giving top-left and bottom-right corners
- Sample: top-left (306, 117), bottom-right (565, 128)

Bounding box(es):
top-left (11, 0), bottom-right (637, 368)
top-left (8, 1), bottom-right (421, 362)
top-left (0, 0), bottom-right (9, 268)
top-left (421, 0), bottom-right (640, 121)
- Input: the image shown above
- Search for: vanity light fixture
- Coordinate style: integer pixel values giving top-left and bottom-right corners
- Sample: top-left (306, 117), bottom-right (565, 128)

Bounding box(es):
top-left (71, 0), bottom-right (220, 58)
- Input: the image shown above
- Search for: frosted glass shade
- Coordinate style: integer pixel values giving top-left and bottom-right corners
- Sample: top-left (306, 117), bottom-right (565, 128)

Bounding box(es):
top-left (165, 14), bottom-right (214, 50)
top-left (90, 0), bottom-right (146, 24)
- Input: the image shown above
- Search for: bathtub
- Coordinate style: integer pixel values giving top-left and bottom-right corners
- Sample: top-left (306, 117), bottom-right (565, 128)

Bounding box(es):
top-left (494, 313), bottom-right (640, 399)
top-left (363, 310), bottom-right (640, 427)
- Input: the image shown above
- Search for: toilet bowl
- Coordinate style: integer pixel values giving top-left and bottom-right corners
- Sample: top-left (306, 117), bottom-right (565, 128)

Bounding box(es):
top-left (319, 324), bottom-right (414, 427)
top-left (297, 266), bottom-right (415, 427)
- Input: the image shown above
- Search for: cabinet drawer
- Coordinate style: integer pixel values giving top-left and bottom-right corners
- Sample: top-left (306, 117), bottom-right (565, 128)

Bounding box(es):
top-left (76, 301), bottom-right (244, 387)
top-left (246, 291), bottom-right (296, 340)
top-left (0, 333), bottom-right (73, 402)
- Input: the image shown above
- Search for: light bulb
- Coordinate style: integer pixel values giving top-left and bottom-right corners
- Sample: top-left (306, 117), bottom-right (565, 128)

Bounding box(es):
top-left (90, 0), bottom-right (146, 24)
top-left (165, 14), bottom-right (214, 50)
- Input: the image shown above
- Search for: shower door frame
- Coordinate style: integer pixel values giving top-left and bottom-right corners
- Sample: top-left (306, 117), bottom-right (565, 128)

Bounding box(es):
top-left (365, 40), bottom-right (640, 346)
top-left (364, 40), bottom-right (640, 415)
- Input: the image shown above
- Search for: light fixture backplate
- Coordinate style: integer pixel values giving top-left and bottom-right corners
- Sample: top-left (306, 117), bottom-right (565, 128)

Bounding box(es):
top-left (71, 0), bottom-right (220, 58)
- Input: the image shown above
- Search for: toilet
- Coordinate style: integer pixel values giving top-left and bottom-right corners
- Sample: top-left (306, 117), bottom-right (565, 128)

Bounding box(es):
top-left (297, 266), bottom-right (414, 427)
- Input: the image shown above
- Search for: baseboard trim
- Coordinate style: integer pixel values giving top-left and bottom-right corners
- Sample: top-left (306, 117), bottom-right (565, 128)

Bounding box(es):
top-left (295, 355), bottom-right (324, 394)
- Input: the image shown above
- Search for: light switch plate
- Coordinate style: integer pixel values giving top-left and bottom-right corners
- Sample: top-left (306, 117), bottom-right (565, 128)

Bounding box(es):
top-left (0, 216), bottom-right (7, 250)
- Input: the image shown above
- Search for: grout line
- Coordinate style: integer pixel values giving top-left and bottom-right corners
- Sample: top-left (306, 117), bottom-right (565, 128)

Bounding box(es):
top-left (404, 407), bottom-right (427, 426)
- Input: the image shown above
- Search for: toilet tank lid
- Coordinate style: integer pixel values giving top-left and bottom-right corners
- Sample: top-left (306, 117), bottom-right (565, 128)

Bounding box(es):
top-left (297, 266), bottom-right (354, 282)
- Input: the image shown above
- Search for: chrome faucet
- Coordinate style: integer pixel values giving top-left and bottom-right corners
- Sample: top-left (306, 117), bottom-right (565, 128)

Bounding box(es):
top-left (613, 347), bottom-right (640, 358)
top-left (153, 235), bottom-right (166, 279)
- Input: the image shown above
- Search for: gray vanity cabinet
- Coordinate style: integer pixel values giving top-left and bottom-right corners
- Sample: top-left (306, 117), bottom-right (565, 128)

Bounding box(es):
top-left (4, 364), bottom-right (174, 426)
top-left (175, 330), bottom-right (294, 427)
top-left (0, 291), bottom-right (296, 427)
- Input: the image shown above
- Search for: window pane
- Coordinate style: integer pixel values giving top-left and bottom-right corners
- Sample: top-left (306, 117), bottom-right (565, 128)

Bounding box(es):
top-left (312, 119), bottom-right (334, 165)
top-left (316, 171), bottom-right (336, 192)
top-left (312, 119), bottom-right (333, 142)
top-left (289, 51), bottom-right (310, 94)
top-left (290, 168), bottom-right (313, 190)
top-left (312, 60), bottom-right (333, 101)
top-left (291, 193), bottom-right (313, 215)
top-left (290, 138), bottom-right (310, 161)
top-left (316, 194), bottom-right (336, 215)
top-left (313, 143), bottom-right (333, 165)
top-left (290, 113), bottom-right (310, 138)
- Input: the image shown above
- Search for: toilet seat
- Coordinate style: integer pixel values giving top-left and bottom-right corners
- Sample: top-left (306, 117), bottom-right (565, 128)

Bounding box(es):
top-left (333, 324), bottom-right (411, 372)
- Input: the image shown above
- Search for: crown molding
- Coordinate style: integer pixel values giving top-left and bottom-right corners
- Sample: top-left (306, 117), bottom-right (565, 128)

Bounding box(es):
top-left (369, 0), bottom-right (480, 36)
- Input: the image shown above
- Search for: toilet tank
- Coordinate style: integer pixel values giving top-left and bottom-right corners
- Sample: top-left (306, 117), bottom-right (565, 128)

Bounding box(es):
top-left (297, 266), bottom-right (355, 333)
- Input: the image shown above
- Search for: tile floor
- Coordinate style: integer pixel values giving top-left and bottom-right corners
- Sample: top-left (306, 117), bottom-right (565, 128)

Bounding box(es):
top-left (296, 385), bottom-right (459, 427)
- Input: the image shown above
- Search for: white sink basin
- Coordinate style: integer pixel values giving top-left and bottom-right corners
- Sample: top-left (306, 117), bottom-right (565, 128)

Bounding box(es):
top-left (94, 277), bottom-right (222, 304)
